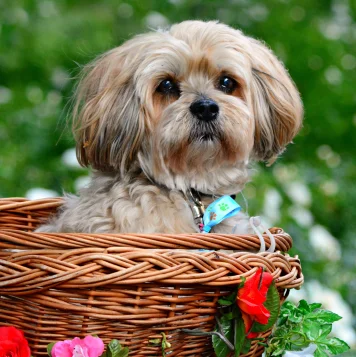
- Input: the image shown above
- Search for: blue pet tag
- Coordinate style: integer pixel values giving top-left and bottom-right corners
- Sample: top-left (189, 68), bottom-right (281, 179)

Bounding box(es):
top-left (201, 196), bottom-right (241, 233)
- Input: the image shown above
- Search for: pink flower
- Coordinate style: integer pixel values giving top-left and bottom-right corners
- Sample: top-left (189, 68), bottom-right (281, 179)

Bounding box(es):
top-left (51, 336), bottom-right (104, 357)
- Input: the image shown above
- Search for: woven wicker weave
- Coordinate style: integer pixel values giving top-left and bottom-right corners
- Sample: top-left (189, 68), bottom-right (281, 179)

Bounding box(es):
top-left (0, 198), bottom-right (303, 357)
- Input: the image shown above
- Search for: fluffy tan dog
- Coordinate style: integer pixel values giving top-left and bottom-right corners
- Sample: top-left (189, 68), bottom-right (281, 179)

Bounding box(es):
top-left (38, 20), bottom-right (303, 234)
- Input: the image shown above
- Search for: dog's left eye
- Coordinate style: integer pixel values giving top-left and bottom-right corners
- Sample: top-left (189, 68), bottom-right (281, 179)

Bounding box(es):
top-left (157, 79), bottom-right (180, 96)
top-left (218, 76), bottom-right (238, 94)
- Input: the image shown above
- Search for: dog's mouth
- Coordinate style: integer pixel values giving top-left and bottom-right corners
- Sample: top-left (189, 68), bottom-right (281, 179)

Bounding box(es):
top-left (189, 122), bottom-right (222, 142)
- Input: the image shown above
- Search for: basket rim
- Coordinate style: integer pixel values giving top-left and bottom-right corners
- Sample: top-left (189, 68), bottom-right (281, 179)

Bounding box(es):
top-left (0, 197), bottom-right (63, 211)
top-left (0, 197), bottom-right (294, 252)
top-left (0, 228), bottom-right (293, 252)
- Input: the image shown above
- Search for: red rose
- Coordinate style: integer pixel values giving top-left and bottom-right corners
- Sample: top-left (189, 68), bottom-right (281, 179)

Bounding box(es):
top-left (0, 326), bottom-right (31, 357)
top-left (237, 267), bottom-right (274, 338)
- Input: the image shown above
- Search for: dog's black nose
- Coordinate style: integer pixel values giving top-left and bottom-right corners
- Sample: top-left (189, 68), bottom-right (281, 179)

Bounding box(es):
top-left (190, 99), bottom-right (219, 122)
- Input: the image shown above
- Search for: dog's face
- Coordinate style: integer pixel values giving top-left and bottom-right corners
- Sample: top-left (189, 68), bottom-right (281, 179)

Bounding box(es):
top-left (74, 21), bottom-right (303, 194)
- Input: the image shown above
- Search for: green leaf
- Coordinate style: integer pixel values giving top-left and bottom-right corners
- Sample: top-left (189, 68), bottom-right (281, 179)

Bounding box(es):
top-left (108, 339), bottom-right (120, 357)
top-left (266, 300), bottom-right (349, 357)
top-left (270, 344), bottom-right (286, 356)
top-left (309, 303), bottom-right (322, 311)
top-left (107, 340), bottom-right (129, 357)
top-left (274, 326), bottom-right (289, 338)
top-left (212, 318), bottom-right (233, 357)
top-left (289, 311), bottom-right (303, 323)
top-left (241, 338), bottom-right (251, 355)
top-left (99, 352), bottom-right (107, 357)
top-left (234, 315), bottom-right (246, 357)
top-left (321, 337), bottom-right (350, 355)
top-left (47, 342), bottom-right (55, 357)
top-left (280, 301), bottom-right (303, 323)
top-left (280, 301), bottom-right (296, 315)
top-left (149, 338), bottom-right (161, 346)
top-left (218, 299), bottom-right (234, 306)
top-left (252, 283), bottom-right (280, 332)
top-left (315, 345), bottom-right (329, 357)
top-left (118, 347), bottom-right (129, 357)
top-left (306, 310), bottom-right (342, 325)
top-left (318, 324), bottom-right (332, 339)
top-left (221, 312), bottom-right (234, 321)
top-left (303, 319), bottom-right (321, 340)
top-left (238, 276), bottom-right (246, 289)
top-left (218, 290), bottom-right (237, 305)
top-left (298, 300), bottom-right (311, 314)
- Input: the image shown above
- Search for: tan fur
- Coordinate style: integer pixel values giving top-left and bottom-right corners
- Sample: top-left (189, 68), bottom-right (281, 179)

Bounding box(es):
top-left (38, 21), bottom-right (303, 234)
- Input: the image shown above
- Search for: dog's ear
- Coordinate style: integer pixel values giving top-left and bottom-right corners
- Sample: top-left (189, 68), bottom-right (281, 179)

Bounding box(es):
top-left (73, 45), bottom-right (146, 174)
top-left (249, 38), bottom-right (303, 163)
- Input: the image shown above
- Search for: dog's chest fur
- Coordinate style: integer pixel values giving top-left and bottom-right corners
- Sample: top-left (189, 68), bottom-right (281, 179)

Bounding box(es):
top-left (38, 173), bottom-right (251, 234)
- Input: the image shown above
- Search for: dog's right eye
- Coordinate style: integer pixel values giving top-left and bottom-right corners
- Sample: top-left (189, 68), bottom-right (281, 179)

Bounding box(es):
top-left (156, 79), bottom-right (180, 96)
top-left (218, 76), bottom-right (238, 94)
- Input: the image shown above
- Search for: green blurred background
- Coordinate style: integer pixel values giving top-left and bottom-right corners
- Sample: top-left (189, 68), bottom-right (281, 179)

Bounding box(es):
top-left (0, 0), bottom-right (355, 350)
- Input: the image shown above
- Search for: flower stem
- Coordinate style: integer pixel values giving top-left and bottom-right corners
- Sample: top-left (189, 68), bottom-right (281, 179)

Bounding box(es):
top-left (181, 326), bottom-right (234, 351)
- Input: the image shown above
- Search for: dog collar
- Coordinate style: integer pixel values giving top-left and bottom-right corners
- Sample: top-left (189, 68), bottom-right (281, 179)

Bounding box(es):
top-left (185, 189), bottom-right (206, 228)
top-left (185, 189), bottom-right (241, 233)
top-left (140, 171), bottom-right (240, 232)
top-left (202, 196), bottom-right (241, 233)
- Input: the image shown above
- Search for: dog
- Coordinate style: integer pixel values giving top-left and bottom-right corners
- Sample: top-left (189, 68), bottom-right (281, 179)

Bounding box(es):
top-left (38, 20), bottom-right (303, 234)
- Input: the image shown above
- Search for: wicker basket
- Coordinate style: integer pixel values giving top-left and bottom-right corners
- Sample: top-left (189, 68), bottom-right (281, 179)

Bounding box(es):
top-left (0, 198), bottom-right (303, 357)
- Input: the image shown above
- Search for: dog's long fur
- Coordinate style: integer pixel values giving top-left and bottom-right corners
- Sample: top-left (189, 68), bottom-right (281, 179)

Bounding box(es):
top-left (38, 21), bottom-right (303, 234)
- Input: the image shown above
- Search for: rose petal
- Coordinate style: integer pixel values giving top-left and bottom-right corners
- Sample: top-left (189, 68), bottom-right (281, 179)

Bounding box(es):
top-left (0, 340), bottom-right (18, 352)
top-left (51, 336), bottom-right (105, 357)
top-left (238, 289), bottom-right (266, 305)
top-left (238, 269), bottom-right (262, 297)
top-left (241, 312), bottom-right (253, 332)
top-left (52, 340), bottom-right (73, 357)
top-left (241, 312), bottom-right (259, 338)
top-left (259, 272), bottom-right (274, 296)
top-left (247, 331), bottom-right (259, 339)
top-left (70, 338), bottom-right (83, 348)
top-left (238, 297), bottom-right (266, 315)
top-left (253, 304), bottom-right (271, 324)
top-left (0, 327), bottom-right (31, 357)
top-left (0, 326), bottom-right (25, 342)
top-left (83, 336), bottom-right (105, 357)
top-left (236, 268), bottom-right (273, 326)
top-left (19, 341), bottom-right (31, 357)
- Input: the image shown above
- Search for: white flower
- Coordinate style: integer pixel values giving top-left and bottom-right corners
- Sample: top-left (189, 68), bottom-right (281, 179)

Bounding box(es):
top-left (284, 344), bottom-right (317, 357)
top-left (144, 12), bottom-right (169, 28)
top-left (284, 181), bottom-right (311, 206)
top-left (74, 176), bottom-right (90, 192)
top-left (26, 188), bottom-right (59, 200)
top-left (61, 148), bottom-right (82, 169)
top-left (51, 67), bottom-right (70, 89)
top-left (309, 225), bottom-right (341, 261)
top-left (117, 3), bottom-right (133, 18)
top-left (263, 188), bottom-right (282, 224)
top-left (0, 86), bottom-right (12, 104)
top-left (288, 205), bottom-right (313, 228)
